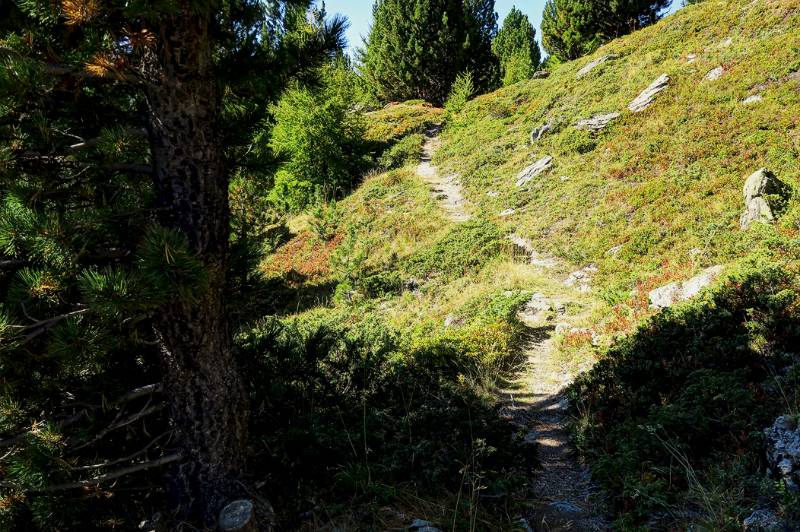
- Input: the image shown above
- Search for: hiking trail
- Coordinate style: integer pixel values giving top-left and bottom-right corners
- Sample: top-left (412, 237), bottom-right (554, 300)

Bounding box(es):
top-left (417, 125), bottom-right (470, 223)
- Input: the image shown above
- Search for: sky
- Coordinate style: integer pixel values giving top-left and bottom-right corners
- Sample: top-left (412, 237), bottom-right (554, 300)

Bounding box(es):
top-left (325, 1), bottom-right (684, 57)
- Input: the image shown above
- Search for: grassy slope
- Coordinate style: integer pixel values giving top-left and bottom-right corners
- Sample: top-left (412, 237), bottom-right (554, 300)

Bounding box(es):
top-left (437, 0), bottom-right (800, 296)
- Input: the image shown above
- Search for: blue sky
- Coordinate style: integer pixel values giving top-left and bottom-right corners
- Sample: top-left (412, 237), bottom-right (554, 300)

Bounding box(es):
top-left (325, 1), bottom-right (683, 56)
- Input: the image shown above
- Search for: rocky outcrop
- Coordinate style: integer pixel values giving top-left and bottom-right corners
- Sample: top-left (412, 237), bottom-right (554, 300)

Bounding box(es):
top-left (516, 156), bottom-right (554, 187)
top-left (740, 168), bottom-right (787, 229)
top-left (765, 415), bottom-right (800, 492)
top-left (575, 112), bottom-right (620, 131)
top-left (648, 266), bottom-right (724, 308)
top-left (576, 54), bottom-right (618, 79)
top-left (530, 123), bottom-right (553, 144)
top-left (629, 74), bottom-right (670, 113)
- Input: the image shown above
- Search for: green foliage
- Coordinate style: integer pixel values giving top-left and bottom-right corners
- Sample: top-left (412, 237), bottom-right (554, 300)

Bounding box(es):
top-left (405, 219), bottom-right (503, 280)
top-left (377, 133), bottom-right (424, 170)
top-left (269, 62), bottom-right (368, 211)
top-left (236, 309), bottom-right (529, 518)
top-left (492, 7), bottom-right (541, 86)
top-left (361, 0), bottom-right (499, 105)
top-left (444, 71), bottom-right (476, 116)
top-left (542, 0), bottom-right (671, 61)
top-left (569, 259), bottom-right (800, 525)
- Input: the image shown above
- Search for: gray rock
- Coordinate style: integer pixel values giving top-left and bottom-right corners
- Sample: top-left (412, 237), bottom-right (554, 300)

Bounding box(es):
top-left (765, 415), bottom-right (800, 492)
top-left (443, 314), bottom-right (462, 328)
top-left (743, 94), bottom-right (764, 105)
top-left (628, 74), bottom-right (670, 113)
top-left (564, 264), bottom-right (598, 292)
top-left (743, 508), bottom-right (782, 531)
top-left (499, 208), bottom-right (516, 217)
top-left (486, 190), bottom-right (500, 198)
top-left (740, 168), bottom-right (786, 229)
top-left (409, 519), bottom-right (442, 532)
top-left (704, 66), bottom-right (724, 81)
top-left (516, 156), bottom-right (554, 187)
top-left (576, 54), bottom-right (619, 79)
top-left (549, 500), bottom-right (584, 514)
top-left (532, 70), bottom-right (550, 79)
top-left (648, 265), bottom-right (724, 308)
top-left (519, 293), bottom-right (552, 324)
top-left (686, 53), bottom-right (698, 64)
top-left (718, 37), bottom-right (733, 48)
top-left (575, 112), bottom-right (621, 131)
top-left (530, 123), bottom-right (553, 144)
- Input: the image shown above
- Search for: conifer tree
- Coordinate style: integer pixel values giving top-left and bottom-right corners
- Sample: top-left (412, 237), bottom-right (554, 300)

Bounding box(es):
top-left (361, 0), bottom-right (499, 104)
top-left (492, 6), bottom-right (541, 86)
top-left (0, 0), bottom-right (343, 528)
top-left (542, 0), bottom-right (671, 61)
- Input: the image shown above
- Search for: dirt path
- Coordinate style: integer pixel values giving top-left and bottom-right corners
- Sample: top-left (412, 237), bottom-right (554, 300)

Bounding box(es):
top-left (417, 125), bottom-right (470, 222)
top-left (501, 316), bottom-right (608, 531)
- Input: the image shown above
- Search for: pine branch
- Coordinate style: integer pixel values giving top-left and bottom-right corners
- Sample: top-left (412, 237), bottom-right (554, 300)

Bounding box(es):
top-left (70, 430), bottom-right (173, 471)
top-left (70, 402), bottom-right (166, 452)
top-left (0, 453), bottom-right (183, 492)
top-left (0, 384), bottom-right (162, 449)
top-left (67, 128), bottom-right (148, 153)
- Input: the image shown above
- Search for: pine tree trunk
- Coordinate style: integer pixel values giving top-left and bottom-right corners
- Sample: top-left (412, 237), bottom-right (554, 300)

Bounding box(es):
top-left (144, 3), bottom-right (249, 525)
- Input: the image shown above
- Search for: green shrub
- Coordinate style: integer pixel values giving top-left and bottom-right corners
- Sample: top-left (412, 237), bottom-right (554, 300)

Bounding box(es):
top-left (405, 219), bottom-right (504, 280)
top-left (269, 63), bottom-right (368, 211)
top-left (444, 71), bottom-right (476, 117)
top-left (377, 133), bottom-right (424, 169)
top-left (569, 258), bottom-right (800, 526)
top-left (236, 310), bottom-right (528, 521)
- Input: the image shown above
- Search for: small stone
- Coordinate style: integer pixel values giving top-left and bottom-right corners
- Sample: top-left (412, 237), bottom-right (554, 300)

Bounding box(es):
top-left (575, 112), bottom-right (621, 131)
top-left (530, 123), bottom-right (553, 144)
top-left (743, 508), bottom-right (782, 531)
top-left (549, 500), bottom-right (583, 514)
top-left (686, 53), bottom-right (698, 64)
top-left (576, 54), bottom-right (619, 79)
top-left (564, 265), bottom-right (598, 292)
top-left (516, 156), bottom-right (554, 187)
top-left (444, 314), bottom-right (462, 328)
top-left (486, 190), bottom-right (500, 197)
top-left (409, 519), bottom-right (442, 532)
top-left (704, 66), bottom-right (724, 81)
top-left (628, 74), bottom-right (670, 113)
top-left (499, 208), bottom-right (516, 217)
top-left (607, 245), bottom-right (623, 256)
top-left (532, 70), bottom-right (550, 79)
top-left (718, 37), bottom-right (733, 48)
top-left (743, 94), bottom-right (763, 105)
top-left (555, 322), bottom-right (571, 334)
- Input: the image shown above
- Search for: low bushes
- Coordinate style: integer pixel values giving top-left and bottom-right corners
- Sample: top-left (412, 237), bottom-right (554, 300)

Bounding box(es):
top-left (569, 258), bottom-right (800, 527)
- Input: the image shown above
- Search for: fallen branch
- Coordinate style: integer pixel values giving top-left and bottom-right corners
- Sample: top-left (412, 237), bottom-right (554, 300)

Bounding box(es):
top-left (67, 128), bottom-right (147, 152)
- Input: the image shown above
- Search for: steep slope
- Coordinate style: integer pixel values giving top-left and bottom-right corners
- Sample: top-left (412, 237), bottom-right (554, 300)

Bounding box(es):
top-left (436, 0), bottom-right (799, 295)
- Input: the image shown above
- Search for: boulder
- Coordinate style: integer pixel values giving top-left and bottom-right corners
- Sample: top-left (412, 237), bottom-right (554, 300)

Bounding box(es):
top-left (764, 415), bottom-right (800, 492)
top-left (648, 265), bottom-right (724, 308)
top-left (575, 112), bottom-right (620, 131)
top-left (576, 54), bottom-right (618, 79)
top-left (628, 74), bottom-right (670, 113)
top-left (740, 168), bottom-right (787, 229)
top-left (516, 156), bottom-right (554, 187)
top-left (704, 66), bottom-right (724, 81)
top-left (532, 70), bottom-right (550, 79)
top-left (530, 122), bottom-right (553, 144)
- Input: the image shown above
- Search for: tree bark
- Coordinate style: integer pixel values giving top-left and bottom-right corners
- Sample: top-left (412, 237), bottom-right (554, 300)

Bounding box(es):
top-left (144, 2), bottom-right (248, 525)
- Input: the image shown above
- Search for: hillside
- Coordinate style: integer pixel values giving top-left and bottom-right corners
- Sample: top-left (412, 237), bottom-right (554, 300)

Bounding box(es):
top-left (262, 0), bottom-right (800, 529)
